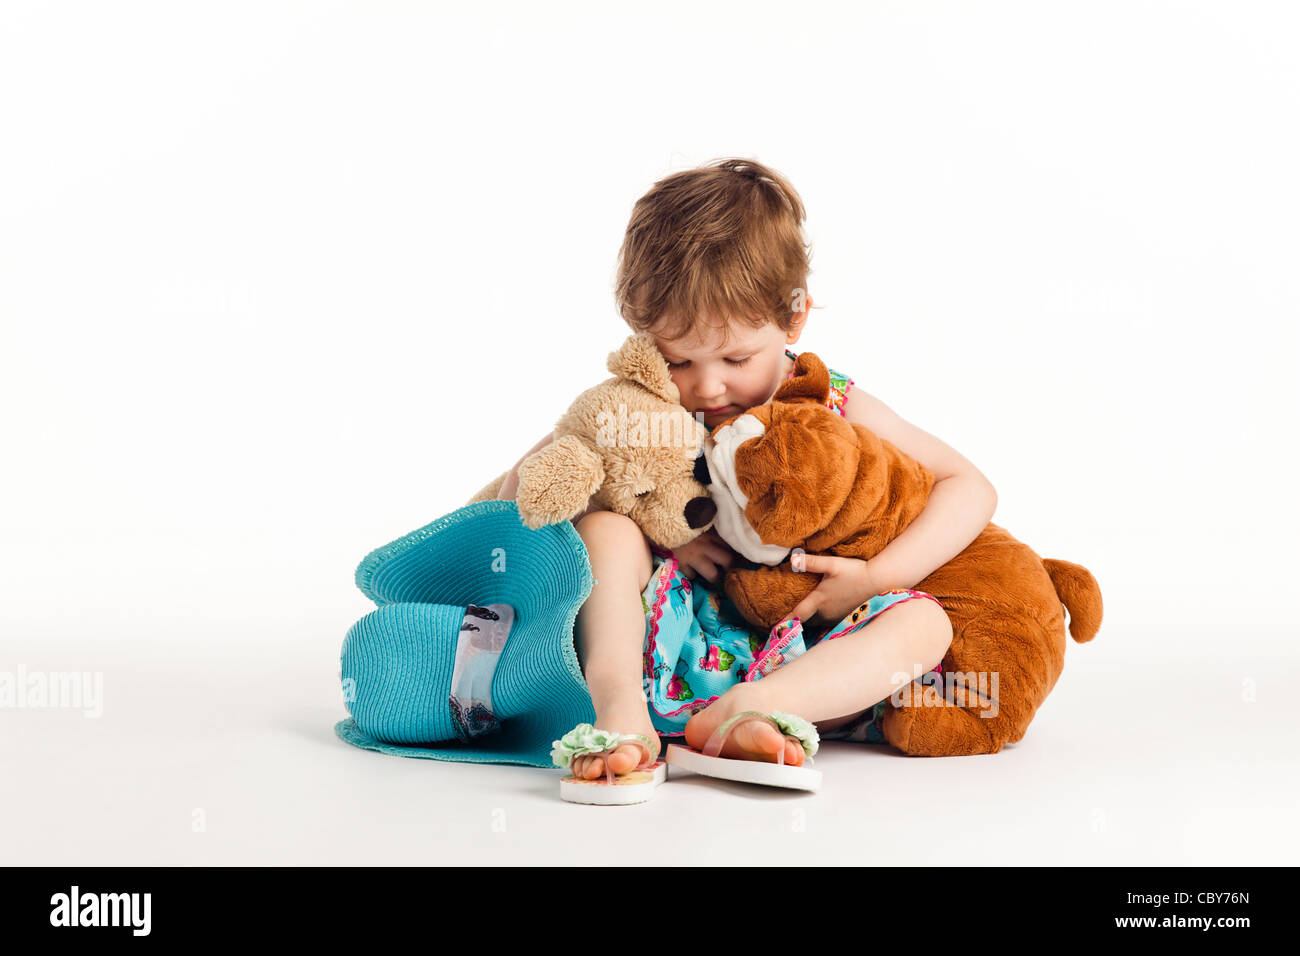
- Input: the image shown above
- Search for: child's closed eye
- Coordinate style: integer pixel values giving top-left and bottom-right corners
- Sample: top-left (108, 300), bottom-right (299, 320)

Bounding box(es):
top-left (666, 357), bottom-right (752, 369)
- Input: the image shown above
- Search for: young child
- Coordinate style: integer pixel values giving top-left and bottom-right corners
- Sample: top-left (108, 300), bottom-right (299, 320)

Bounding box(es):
top-left (499, 158), bottom-right (997, 780)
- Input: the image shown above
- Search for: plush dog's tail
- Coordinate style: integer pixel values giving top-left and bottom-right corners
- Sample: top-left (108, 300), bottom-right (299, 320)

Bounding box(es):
top-left (1042, 559), bottom-right (1103, 643)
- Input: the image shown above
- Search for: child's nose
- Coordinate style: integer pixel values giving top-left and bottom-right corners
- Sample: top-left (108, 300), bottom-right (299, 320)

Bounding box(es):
top-left (695, 378), bottom-right (726, 404)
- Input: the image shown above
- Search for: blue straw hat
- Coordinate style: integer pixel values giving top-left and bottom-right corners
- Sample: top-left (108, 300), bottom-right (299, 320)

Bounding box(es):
top-left (334, 499), bottom-right (597, 767)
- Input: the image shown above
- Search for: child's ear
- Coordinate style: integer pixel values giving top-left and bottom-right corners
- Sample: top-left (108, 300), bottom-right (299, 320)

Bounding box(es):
top-left (771, 351), bottom-right (831, 405)
top-left (607, 333), bottom-right (680, 404)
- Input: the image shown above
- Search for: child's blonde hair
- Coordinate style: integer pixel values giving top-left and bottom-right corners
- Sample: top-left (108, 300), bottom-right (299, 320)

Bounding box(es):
top-left (614, 157), bottom-right (819, 347)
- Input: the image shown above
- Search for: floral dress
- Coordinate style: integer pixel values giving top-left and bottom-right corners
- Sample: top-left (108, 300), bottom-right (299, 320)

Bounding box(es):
top-left (642, 350), bottom-right (944, 743)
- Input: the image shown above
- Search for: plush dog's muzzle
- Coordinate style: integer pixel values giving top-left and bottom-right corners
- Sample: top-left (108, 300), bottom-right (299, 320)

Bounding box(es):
top-left (702, 415), bottom-right (793, 566)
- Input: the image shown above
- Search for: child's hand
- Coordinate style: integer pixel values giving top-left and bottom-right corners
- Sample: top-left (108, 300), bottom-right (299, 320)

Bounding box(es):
top-left (788, 553), bottom-right (877, 627)
top-left (670, 528), bottom-right (736, 585)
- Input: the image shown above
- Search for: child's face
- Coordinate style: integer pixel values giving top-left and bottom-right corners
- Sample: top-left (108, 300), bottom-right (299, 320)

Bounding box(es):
top-left (650, 319), bottom-right (795, 430)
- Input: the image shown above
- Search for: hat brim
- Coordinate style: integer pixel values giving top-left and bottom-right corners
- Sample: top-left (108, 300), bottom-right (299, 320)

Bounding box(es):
top-left (340, 500), bottom-right (597, 767)
top-left (335, 715), bottom-right (585, 769)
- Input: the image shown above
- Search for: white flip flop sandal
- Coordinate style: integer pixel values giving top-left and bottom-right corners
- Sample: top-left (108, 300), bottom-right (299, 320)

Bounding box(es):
top-left (665, 710), bottom-right (822, 792)
top-left (552, 724), bottom-right (666, 806)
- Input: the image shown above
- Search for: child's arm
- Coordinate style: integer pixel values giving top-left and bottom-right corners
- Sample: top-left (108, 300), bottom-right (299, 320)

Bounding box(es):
top-left (840, 388), bottom-right (997, 593)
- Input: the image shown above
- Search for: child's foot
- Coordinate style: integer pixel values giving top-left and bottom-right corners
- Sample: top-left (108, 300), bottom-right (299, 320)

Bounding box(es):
top-left (570, 694), bottom-right (661, 781)
top-left (682, 684), bottom-right (806, 766)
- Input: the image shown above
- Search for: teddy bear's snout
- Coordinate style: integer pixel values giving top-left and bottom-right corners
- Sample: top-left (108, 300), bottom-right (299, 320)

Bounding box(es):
top-left (684, 496), bottom-right (716, 530)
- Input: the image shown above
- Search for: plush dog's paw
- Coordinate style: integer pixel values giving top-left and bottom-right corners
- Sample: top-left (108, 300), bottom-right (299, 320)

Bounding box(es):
top-left (724, 566), bottom-right (818, 632)
top-left (878, 700), bottom-right (916, 753)
top-left (879, 688), bottom-right (1005, 757)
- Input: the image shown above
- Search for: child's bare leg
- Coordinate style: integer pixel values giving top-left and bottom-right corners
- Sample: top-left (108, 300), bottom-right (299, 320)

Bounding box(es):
top-left (683, 597), bottom-right (953, 763)
top-left (570, 511), bottom-right (660, 780)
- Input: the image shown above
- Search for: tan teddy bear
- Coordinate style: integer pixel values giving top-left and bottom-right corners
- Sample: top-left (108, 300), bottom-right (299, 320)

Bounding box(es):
top-left (467, 333), bottom-right (717, 549)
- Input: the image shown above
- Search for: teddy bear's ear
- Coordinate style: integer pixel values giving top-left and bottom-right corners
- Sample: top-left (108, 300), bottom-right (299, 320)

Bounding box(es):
top-left (771, 351), bottom-right (831, 405)
top-left (607, 333), bottom-right (680, 404)
top-left (515, 435), bottom-right (605, 528)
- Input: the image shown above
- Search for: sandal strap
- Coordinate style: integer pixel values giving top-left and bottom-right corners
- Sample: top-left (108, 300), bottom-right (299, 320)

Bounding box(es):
top-left (702, 710), bottom-right (820, 764)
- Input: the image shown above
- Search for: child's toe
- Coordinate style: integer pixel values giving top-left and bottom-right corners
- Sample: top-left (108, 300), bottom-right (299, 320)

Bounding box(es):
top-left (570, 744), bottom-right (649, 779)
top-left (606, 743), bottom-right (645, 774)
top-left (733, 721), bottom-right (805, 765)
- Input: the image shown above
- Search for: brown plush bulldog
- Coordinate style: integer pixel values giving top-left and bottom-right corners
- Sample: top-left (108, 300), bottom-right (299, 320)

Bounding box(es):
top-left (702, 351), bottom-right (1104, 757)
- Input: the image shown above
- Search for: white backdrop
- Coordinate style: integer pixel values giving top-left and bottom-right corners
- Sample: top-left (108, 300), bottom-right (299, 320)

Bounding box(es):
top-left (4, 1), bottom-right (1296, 657)
top-left (2, 1), bottom-right (1299, 868)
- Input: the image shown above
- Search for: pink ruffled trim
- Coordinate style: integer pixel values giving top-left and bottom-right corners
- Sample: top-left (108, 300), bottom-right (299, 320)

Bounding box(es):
top-left (655, 694), bottom-right (722, 720)
top-left (641, 551), bottom-right (723, 725)
top-left (746, 617), bottom-right (804, 682)
top-left (641, 555), bottom-right (679, 678)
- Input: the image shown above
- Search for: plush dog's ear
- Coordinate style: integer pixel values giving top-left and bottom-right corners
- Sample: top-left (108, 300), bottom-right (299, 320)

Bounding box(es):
top-left (771, 351), bottom-right (831, 405)
top-left (607, 333), bottom-right (680, 404)
top-left (515, 435), bottom-right (605, 528)
top-left (735, 411), bottom-right (859, 546)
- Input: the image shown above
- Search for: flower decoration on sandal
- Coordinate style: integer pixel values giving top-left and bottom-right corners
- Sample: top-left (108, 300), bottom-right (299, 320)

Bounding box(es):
top-left (551, 723), bottom-right (661, 785)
